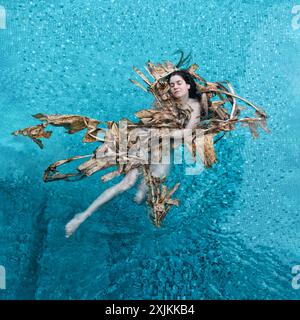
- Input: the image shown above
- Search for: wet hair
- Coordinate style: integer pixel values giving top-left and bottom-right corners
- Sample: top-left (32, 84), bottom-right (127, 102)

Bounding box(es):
top-left (167, 70), bottom-right (201, 99)
top-left (174, 50), bottom-right (192, 69)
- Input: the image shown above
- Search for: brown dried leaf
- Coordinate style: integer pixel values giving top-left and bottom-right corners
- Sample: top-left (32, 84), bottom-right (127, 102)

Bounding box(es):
top-left (248, 122), bottom-right (259, 138)
top-left (166, 199), bottom-right (179, 206)
top-left (12, 123), bottom-right (52, 149)
top-left (34, 113), bottom-right (101, 143)
top-left (258, 118), bottom-right (271, 134)
top-left (129, 79), bottom-right (148, 92)
top-left (43, 155), bottom-right (90, 182)
top-left (101, 169), bottom-right (121, 182)
top-left (132, 66), bottom-right (152, 85)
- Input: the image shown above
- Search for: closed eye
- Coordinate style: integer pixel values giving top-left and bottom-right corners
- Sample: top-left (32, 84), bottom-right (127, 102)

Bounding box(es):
top-left (170, 81), bottom-right (182, 87)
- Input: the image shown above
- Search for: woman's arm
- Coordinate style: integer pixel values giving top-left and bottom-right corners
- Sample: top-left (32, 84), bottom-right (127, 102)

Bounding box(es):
top-left (164, 102), bottom-right (201, 141)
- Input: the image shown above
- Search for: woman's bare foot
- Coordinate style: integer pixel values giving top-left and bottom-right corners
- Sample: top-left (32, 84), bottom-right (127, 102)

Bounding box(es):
top-left (65, 213), bottom-right (85, 238)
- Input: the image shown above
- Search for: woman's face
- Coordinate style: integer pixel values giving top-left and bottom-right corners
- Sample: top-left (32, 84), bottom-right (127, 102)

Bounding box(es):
top-left (169, 74), bottom-right (190, 99)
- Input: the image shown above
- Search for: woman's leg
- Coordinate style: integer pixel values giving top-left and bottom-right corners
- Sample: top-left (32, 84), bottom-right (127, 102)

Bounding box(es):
top-left (65, 168), bottom-right (140, 237)
top-left (134, 178), bottom-right (148, 204)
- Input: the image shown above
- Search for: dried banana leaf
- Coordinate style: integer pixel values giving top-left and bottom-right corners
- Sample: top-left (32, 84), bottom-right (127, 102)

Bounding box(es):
top-left (12, 123), bottom-right (52, 149)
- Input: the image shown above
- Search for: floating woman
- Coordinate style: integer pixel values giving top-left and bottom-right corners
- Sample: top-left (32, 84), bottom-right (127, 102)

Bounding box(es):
top-left (12, 58), bottom-right (270, 237)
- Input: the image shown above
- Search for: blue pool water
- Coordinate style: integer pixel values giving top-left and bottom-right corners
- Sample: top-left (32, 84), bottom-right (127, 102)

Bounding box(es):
top-left (0, 0), bottom-right (300, 299)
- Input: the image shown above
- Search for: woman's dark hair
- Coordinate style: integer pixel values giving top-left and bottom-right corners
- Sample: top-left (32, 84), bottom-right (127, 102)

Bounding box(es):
top-left (166, 70), bottom-right (201, 99)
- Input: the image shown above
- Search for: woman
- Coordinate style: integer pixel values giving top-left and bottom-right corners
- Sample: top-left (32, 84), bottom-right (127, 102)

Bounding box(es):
top-left (134, 70), bottom-right (207, 202)
top-left (13, 58), bottom-right (267, 236)
top-left (65, 70), bottom-right (206, 237)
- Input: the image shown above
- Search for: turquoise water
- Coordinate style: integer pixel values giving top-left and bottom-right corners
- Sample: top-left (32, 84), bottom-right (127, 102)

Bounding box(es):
top-left (0, 0), bottom-right (300, 299)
